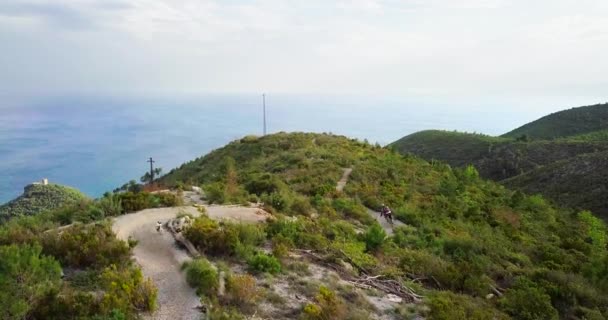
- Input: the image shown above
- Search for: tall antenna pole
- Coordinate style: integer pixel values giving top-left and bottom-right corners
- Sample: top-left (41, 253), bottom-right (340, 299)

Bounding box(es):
top-left (263, 93), bottom-right (267, 136)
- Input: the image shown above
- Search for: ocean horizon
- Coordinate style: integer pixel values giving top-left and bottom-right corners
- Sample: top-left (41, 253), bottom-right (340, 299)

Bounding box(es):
top-left (0, 93), bottom-right (573, 202)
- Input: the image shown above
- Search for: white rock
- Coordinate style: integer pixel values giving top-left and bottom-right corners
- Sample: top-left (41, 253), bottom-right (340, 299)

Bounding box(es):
top-left (386, 294), bottom-right (403, 303)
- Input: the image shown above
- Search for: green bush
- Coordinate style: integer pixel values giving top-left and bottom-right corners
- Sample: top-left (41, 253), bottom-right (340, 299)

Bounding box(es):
top-left (41, 222), bottom-right (131, 269)
top-left (100, 265), bottom-right (158, 314)
top-left (362, 223), bottom-right (386, 252)
top-left (499, 277), bottom-right (559, 320)
top-left (225, 274), bottom-right (259, 307)
top-left (204, 182), bottom-right (226, 204)
top-left (0, 244), bottom-right (62, 320)
top-left (97, 194), bottom-right (123, 217)
top-left (301, 286), bottom-right (346, 320)
top-left (116, 191), bottom-right (181, 213)
top-left (247, 253), bottom-right (281, 274)
top-left (427, 291), bottom-right (509, 320)
top-left (183, 258), bottom-right (218, 297)
top-left (184, 215), bottom-right (265, 259)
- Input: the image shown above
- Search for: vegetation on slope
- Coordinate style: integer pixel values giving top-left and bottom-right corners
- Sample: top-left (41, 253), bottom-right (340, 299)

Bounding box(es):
top-left (502, 103), bottom-right (608, 139)
top-left (161, 132), bottom-right (608, 319)
top-left (0, 187), bottom-right (184, 319)
top-left (0, 197), bottom-right (160, 319)
top-left (391, 130), bottom-right (608, 181)
top-left (0, 183), bottom-right (88, 221)
top-left (504, 150), bottom-right (608, 218)
top-left (389, 130), bottom-right (512, 168)
top-left (390, 104), bottom-right (608, 219)
top-left (562, 129), bottom-right (608, 142)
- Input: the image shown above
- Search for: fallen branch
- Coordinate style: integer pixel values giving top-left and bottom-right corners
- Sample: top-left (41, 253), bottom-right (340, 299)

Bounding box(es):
top-left (295, 249), bottom-right (423, 303)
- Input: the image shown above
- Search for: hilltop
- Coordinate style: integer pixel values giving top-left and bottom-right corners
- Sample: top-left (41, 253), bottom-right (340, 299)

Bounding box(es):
top-left (155, 132), bottom-right (608, 319)
top-left (1, 132), bottom-right (608, 319)
top-left (390, 103), bottom-right (608, 219)
top-left (502, 103), bottom-right (608, 139)
top-left (0, 181), bottom-right (88, 221)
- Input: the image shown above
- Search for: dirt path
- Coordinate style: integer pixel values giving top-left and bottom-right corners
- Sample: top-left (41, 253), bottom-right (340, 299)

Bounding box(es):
top-left (112, 205), bottom-right (268, 320)
top-left (336, 168), bottom-right (353, 192)
top-left (366, 208), bottom-right (405, 235)
top-left (336, 168), bottom-right (404, 235)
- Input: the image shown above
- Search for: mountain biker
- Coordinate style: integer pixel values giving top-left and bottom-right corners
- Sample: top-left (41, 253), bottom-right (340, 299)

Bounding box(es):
top-left (156, 221), bottom-right (162, 233)
top-left (382, 204), bottom-right (393, 224)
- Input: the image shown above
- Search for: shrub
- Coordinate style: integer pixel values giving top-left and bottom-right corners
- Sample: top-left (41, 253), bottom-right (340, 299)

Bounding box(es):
top-left (427, 291), bottom-right (509, 320)
top-left (244, 173), bottom-right (282, 195)
top-left (363, 223), bottom-right (386, 252)
top-left (183, 215), bottom-right (222, 254)
top-left (331, 241), bottom-right (377, 271)
top-left (247, 253), bottom-right (281, 274)
top-left (204, 182), bottom-right (226, 204)
top-left (272, 234), bottom-right (293, 258)
top-left (262, 191), bottom-right (292, 212)
top-left (232, 223), bottom-right (266, 247)
top-left (41, 222), bottom-right (131, 269)
top-left (98, 194), bottom-right (123, 217)
top-left (100, 265), bottom-right (157, 314)
top-left (183, 258), bottom-right (218, 297)
top-left (301, 286), bottom-right (346, 320)
top-left (117, 192), bottom-right (153, 212)
top-left (290, 196), bottom-right (313, 215)
top-left (226, 274), bottom-right (259, 306)
top-left (499, 277), bottom-right (558, 320)
top-left (0, 244), bottom-right (62, 320)
top-left (152, 192), bottom-right (183, 207)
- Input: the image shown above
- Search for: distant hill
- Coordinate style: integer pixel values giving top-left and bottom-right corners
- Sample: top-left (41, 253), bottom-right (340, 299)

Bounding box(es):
top-left (503, 151), bottom-right (608, 217)
top-left (0, 183), bottom-right (88, 221)
top-left (389, 130), bottom-right (510, 168)
top-left (502, 103), bottom-right (608, 139)
top-left (390, 103), bottom-right (608, 219)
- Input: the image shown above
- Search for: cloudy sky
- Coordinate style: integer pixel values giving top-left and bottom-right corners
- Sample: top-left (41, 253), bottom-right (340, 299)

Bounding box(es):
top-left (1, 0), bottom-right (607, 105)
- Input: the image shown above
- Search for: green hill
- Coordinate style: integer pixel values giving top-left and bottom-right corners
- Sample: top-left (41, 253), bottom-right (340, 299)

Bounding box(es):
top-left (158, 132), bottom-right (608, 319)
top-left (390, 104), bottom-right (608, 219)
top-left (504, 151), bottom-right (608, 217)
top-left (389, 130), bottom-right (512, 168)
top-left (391, 130), bottom-right (608, 180)
top-left (502, 103), bottom-right (608, 139)
top-left (0, 183), bottom-right (88, 220)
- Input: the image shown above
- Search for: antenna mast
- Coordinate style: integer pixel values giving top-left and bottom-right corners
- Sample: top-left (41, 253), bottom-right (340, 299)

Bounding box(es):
top-left (263, 93), bottom-right (267, 136)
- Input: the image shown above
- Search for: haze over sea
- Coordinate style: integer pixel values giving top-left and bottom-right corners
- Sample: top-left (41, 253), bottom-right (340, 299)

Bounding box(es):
top-left (0, 93), bottom-right (585, 203)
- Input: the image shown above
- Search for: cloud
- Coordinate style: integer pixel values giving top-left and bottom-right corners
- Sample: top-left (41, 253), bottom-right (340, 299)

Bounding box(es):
top-left (0, 0), bottom-right (607, 101)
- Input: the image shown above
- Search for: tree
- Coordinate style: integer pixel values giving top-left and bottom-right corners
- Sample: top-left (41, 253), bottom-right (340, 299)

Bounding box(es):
top-left (153, 167), bottom-right (163, 179)
top-left (140, 172), bottom-right (152, 184)
top-left (0, 244), bottom-right (62, 320)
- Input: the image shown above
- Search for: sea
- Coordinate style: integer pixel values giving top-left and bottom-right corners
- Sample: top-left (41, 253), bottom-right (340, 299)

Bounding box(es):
top-left (0, 93), bottom-right (566, 203)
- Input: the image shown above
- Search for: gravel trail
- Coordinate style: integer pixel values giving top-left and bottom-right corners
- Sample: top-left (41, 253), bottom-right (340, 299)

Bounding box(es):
top-left (112, 205), bottom-right (267, 320)
top-left (336, 168), bottom-right (405, 235)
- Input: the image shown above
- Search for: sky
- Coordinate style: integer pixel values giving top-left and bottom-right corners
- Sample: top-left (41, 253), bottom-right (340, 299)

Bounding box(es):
top-left (0, 0), bottom-right (607, 108)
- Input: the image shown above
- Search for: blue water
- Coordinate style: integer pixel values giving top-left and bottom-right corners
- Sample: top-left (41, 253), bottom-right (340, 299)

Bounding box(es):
top-left (0, 93), bottom-right (551, 202)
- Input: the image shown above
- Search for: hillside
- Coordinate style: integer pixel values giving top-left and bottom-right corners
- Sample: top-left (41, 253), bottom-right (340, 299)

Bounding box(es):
top-left (0, 183), bottom-right (88, 221)
top-left (502, 103), bottom-right (608, 139)
top-left (157, 132), bottom-right (608, 319)
top-left (390, 104), bottom-right (608, 219)
top-left (504, 150), bottom-right (608, 217)
top-left (388, 130), bottom-right (512, 168)
top-left (391, 130), bottom-right (608, 181)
